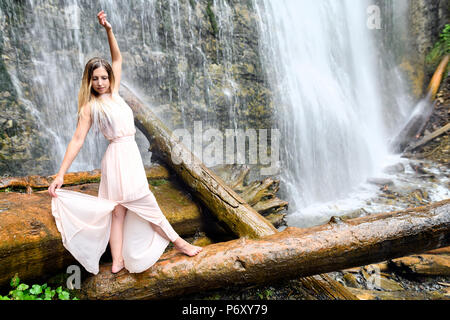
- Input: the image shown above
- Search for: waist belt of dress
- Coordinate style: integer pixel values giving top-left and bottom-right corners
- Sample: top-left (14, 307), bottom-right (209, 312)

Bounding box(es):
top-left (109, 134), bottom-right (135, 144)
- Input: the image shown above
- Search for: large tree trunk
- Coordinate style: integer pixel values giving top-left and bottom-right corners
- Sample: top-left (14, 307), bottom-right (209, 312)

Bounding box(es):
top-left (80, 199), bottom-right (450, 300)
top-left (119, 85), bottom-right (277, 239)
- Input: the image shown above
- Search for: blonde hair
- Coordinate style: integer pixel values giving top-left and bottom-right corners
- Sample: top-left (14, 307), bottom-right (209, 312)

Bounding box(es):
top-left (77, 57), bottom-right (116, 134)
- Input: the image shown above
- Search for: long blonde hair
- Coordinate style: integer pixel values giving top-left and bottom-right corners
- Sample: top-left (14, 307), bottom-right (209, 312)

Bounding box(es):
top-left (77, 57), bottom-right (116, 134)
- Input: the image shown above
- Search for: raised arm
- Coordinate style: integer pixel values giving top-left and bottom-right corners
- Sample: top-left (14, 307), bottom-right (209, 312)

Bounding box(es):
top-left (48, 104), bottom-right (92, 197)
top-left (97, 10), bottom-right (122, 94)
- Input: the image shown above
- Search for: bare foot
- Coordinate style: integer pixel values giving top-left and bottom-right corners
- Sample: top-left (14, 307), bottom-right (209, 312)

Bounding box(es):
top-left (173, 238), bottom-right (203, 256)
top-left (111, 259), bottom-right (124, 274)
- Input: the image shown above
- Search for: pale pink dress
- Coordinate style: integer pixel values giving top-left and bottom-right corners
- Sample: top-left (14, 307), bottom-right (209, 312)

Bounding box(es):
top-left (51, 92), bottom-right (179, 274)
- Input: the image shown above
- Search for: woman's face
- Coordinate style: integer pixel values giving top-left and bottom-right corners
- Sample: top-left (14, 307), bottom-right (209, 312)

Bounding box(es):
top-left (92, 67), bottom-right (110, 95)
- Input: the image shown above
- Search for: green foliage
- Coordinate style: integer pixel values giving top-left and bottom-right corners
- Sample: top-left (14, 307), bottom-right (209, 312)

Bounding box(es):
top-left (148, 178), bottom-right (168, 186)
top-left (0, 273), bottom-right (78, 300)
top-left (257, 288), bottom-right (274, 299)
top-left (426, 24), bottom-right (450, 65)
top-left (206, 0), bottom-right (219, 38)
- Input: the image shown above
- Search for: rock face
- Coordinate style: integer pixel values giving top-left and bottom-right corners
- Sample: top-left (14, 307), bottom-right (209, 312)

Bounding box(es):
top-left (0, 0), bottom-right (274, 177)
top-left (403, 0), bottom-right (448, 97)
top-left (373, 0), bottom-right (448, 99)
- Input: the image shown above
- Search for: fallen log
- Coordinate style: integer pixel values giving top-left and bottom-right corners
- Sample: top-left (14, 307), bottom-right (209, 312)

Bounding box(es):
top-left (118, 87), bottom-right (351, 299)
top-left (80, 199), bottom-right (450, 300)
top-left (346, 287), bottom-right (448, 300)
top-left (390, 254), bottom-right (450, 276)
top-left (0, 177), bottom-right (204, 289)
top-left (297, 274), bottom-right (359, 300)
top-left (427, 55), bottom-right (450, 100)
top-left (212, 164), bottom-right (288, 215)
top-left (0, 164), bottom-right (171, 192)
top-left (119, 85), bottom-right (277, 238)
top-left (406, 123), bottom-right (450, 151)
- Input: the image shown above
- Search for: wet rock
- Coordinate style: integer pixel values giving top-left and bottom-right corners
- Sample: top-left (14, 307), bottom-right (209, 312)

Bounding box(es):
top-left (367, 177), bottom-right (394, 187)
top-left (383, 163), bottom-right (405, 175)
top-left (376, 276), bottom-right (405, 292)
top-left (407, 189), bottom-right (430, 205)
top-left (342, 273), bottom-right (361, 288)
top-left (410, 162), bottom-right (429, 174)
top-left (340, 208), bottom-right (368, 220)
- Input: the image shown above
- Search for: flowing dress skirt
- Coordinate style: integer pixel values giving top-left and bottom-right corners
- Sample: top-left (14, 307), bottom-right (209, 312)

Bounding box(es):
top-left (51, 135), bottom-right (179, 274)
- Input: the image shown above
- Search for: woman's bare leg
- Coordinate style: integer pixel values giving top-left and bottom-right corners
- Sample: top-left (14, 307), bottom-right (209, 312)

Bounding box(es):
top-left (110, 204), bottom-right (127, 273)
top-left (151, 224), bottom-right (202, 257)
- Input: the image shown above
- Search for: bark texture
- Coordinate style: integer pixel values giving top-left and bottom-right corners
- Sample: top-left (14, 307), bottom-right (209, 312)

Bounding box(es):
top-left (80, 199), bottom-right (450, 300)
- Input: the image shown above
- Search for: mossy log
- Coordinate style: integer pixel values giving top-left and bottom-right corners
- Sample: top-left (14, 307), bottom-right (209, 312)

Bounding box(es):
top-left (119, 85), bottom-right (277, 238)
top-left (80, 199), bottom-right (450, 300)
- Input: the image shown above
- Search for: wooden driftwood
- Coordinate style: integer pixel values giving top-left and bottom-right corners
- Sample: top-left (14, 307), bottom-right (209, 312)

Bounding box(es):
top-left (119, 85), bottom-right (277, 239)
top-left (212, 164), bottom-right (288, 225)
top-left (80, 199), bottom-right (450, 300)
top-left (406, 123), bottom-right (450, 152)
top-left (427, 55), bottom-right (450, 100)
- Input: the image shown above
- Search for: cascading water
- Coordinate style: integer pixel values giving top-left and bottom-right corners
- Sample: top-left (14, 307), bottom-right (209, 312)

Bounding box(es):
top-left (253, 0), bottom-right (416, 227)
top-left (0, 0), bottom-right (240, 174)
top-left (1, 1), bottom-right (447, 228)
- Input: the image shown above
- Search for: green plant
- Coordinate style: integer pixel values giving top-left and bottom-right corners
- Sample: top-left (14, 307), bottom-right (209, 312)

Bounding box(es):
top-left (257, 288), bottom-right (274, 299)
top-left (426, 24), bottom-right (450, 65)
top-left (0, 273), bottom-right (78, 300)
top-left (206, 0), bottom-right (219, 38)
top-left (148, 178), bottom-right (168, 186)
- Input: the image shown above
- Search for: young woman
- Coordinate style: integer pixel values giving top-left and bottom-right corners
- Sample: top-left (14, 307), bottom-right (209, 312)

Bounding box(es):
top-left (48, 11), bottom-right (202, 275)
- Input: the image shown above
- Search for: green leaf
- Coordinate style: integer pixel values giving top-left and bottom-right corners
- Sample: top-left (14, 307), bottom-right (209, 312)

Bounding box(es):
top-left (58, 291), bottom-right (70, 300)
top-left (30, 284), bottom-right (43, 295)
top-left (30, 284), bottom-right (42, 294)
top-left (56, 286), bottom-right (63, 294)
top-left (13, 290), bottom-right (24, 300)
top-left (17, 283), bottom-right (29, 291)
top-left (10, 274), bottom-right (20, 288)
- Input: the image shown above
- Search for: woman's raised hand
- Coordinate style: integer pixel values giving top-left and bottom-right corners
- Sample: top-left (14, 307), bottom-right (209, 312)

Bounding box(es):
top-left (48, 175), bottom-right (64, 198)
top-left (97, 10), bottom-right (112, 30)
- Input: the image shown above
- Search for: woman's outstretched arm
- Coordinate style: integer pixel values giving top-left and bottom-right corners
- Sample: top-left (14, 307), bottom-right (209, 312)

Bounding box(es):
top-left (48, 104), bottom-right (92, 197)
top-left (97, 10), bottom-right (122, 94)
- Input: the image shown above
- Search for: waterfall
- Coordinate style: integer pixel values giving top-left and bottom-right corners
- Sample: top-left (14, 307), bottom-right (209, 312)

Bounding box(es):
top-left (253, 0), bottom-right (413, 227)
top-left (3, 1), bottom-right (440, 228)
top-left (0, 0), bottom-right (241, 175)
